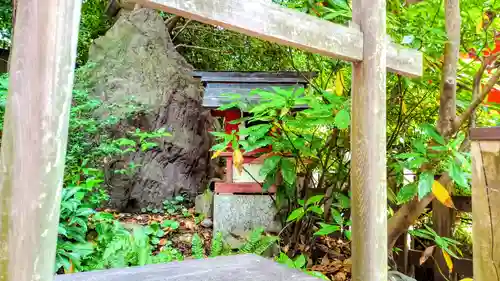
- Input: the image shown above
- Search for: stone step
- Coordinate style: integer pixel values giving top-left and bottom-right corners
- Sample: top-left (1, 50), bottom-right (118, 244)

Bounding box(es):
top-left (55, 254), bottom-right (321, 281)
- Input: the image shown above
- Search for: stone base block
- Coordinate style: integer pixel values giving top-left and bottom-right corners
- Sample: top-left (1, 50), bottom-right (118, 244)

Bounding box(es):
top-left (195, 189), bottom-right (214, 218)
top-left (214, 194), bottom-right (282, 248)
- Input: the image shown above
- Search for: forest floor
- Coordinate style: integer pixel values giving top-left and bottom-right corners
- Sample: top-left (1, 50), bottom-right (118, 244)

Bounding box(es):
top-left (111, 208), bottom-right (214, 257)
top-left (107, 208), bottom-right (353, 281)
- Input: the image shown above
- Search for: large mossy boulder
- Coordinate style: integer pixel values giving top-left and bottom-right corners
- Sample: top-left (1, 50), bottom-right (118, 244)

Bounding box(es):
top-left (84, 8), bottom-right (211, 211)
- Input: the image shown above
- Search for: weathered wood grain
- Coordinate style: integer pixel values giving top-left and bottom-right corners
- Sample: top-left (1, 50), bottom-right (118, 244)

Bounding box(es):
top-left (0, 0), bottom-right (82, 280)
top-left (350, 1), bottom-right (388, 281)
top-left (135, 0), bottom-right (423, 77)
top-left (471, 140), bottom-right (500, 281)
top-left (55, 254), bottom-right (321, 281)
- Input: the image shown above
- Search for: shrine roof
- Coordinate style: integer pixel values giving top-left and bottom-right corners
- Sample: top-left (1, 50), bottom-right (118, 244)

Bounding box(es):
top-left (193, 71), bottom-right (316, 109)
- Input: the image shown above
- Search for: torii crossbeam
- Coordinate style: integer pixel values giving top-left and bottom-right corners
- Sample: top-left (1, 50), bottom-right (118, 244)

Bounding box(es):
top-left (0, 0), bottom-right (423, 281)
top-left (135, 0), bottom-right (423, 78)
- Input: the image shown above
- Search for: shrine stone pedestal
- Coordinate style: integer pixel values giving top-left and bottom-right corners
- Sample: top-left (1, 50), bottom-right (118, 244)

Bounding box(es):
top-left (214, 194), bottom-right (281, 248)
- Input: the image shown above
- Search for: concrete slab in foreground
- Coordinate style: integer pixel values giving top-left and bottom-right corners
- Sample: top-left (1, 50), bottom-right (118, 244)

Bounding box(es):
top-left (55, 254), bottom-right (321, 281)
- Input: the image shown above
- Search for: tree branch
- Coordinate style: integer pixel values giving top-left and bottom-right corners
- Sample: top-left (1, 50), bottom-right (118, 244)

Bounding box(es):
top-left (171, 19), bottom-right (192, 41)
top-left (469, 60), bottom-right (488, 127)
top-left (174, 44), bottom-right (221, 52)
top-left (455, 65), bottom-right (500, 130)
top-left (165, 15), bottom-right (181, 36)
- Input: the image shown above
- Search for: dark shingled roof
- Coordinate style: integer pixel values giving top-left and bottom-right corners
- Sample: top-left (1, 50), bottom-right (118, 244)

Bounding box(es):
top-left (193, 71), bottom-right (316, 110)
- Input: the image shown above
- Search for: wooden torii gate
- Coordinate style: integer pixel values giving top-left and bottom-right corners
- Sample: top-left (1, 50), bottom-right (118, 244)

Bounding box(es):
top-left (0, 0), bottom-right (423, 281)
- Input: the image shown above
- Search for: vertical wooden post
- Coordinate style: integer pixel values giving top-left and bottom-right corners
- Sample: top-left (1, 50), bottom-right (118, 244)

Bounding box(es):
top-left (0, 0), bottom-right (82, 280)
top-left (432, 200), bottom-right (456, 281)
top-left (350, 0), bottom-right (387, 281)
top-left (470, 128), bottom-right (500, 281)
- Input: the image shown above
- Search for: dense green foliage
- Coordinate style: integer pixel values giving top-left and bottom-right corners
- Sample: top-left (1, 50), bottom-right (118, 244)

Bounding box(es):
top-left (0, 0), bottom-right (111, 64)
top-left (1, 70), bottom-right (280, 273)
top-left (0, 0), bottom-right (12, 47)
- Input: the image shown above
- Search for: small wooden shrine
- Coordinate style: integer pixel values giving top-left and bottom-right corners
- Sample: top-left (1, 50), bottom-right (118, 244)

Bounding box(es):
top-left (193, 71), bottom-right (315, 194)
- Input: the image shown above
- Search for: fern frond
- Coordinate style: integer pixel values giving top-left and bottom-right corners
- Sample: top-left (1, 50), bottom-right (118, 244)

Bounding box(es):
top-left (210, 232), bottom-right (224, 257)
top-left (253, 235), bottom-right (279, 256)
top-left (239, 227), bottom-right (264, 254)
top-left (191, 233), bottom-right (205, 259)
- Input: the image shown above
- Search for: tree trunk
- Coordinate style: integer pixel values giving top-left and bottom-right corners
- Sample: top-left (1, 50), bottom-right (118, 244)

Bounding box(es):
top-left (434, 1), bottom-right (460, 279)
top-left (84, 9), bottom-right (211, 211)
top-left (387, 0), bottom-right (461, 255)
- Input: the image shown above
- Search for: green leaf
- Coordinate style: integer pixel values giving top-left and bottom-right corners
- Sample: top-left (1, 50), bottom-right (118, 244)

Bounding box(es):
top-left (277, 252), bottom-right (295, 268)
top-left (396, 183), bottom-right (418, 204)
top-left (394, 152), bottom-right (421, 159)
top-left (210, 131), bottom-right (231, 138)
top-left (453, 151), bottom-right (467, 165)
top-left (323, 11), bottom-right (345, 20)
top-left (334, 109), bottom-right (350, 129)
top-left (141, 142), bottom-right (158, 151)
top-left (333, 192), bottom-right (350, 209)
top-left (331, 209), bottom-right (343, 225)
top-left (407, 157), bottom-right (428, 170)
top-left (409, 228), bottom-right (435, 241)
top-left (260, 156), bottom-right (282, 177)
top-left (161, 220), bottom-right (180, 230)
top-left (151, 237), bottom-right (160, 245)
top-left (306, 271), bottom-right (330, 281)
top-left (413, 139), bottom-right (427, 154)
top-left (75, 208), bottom-right (95, 217)
top-left (297, 199), bottom-right (305, 207)
top-left (294, 254), bottom-right (306, 269)
top-left (117, 138), bottom-right (136, 147)
top-left (287, 207), bottom-right (305, 222)
top-left (281, 158), bottom-right (296, 186)
top-left (450, 132), bottom-right (465, 149)
top-left (218, 102), bottom-right (241, 111)
top-left (418, 171), bottom-right (434, 199)
top-left (314, 223), bottom-right (341, 236)
top-left (58, 225), bottom-right (68, 237)
top-left (429, 146), bottom-right (449, 152)
top-left (421, 124), bottom-right (445, 145)
top-left (306, 195), bottom-right (324, 206)
top-left (344, 230), bottom-right (352, 240)
top-left (448, 161), bottom-right (468, 188)
top-left (442, 245), bottom-right (460, 259)
top-left (243, 138), bottom-right (273, 152)
top-left (238, 124), bottom-right (272, 139)
top-left (262, 172), bottom-right (276, 192)
top-left (307, 205), bottom-right (324, 215)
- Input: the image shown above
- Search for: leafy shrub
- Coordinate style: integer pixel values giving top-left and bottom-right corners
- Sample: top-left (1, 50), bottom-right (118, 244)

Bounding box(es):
top-left (0, 73), bottom-right (178, 273)
top-left (393, 126), bottom-right (471, 205)
top-left (210, 87), bottom-right (352, 238)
